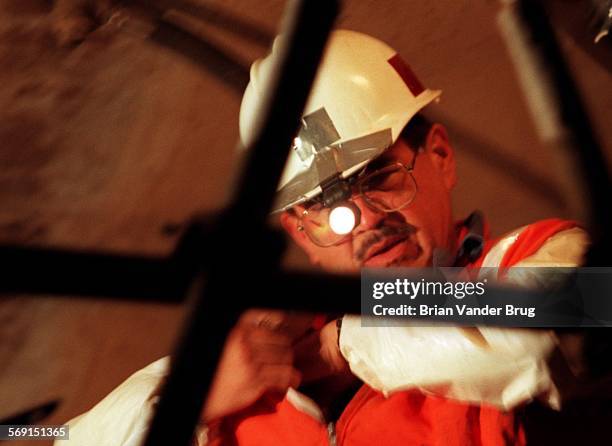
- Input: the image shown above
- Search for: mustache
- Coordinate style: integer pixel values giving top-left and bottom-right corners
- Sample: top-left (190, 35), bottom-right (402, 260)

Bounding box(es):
top-left (355, 223), bottom-right (417, 261)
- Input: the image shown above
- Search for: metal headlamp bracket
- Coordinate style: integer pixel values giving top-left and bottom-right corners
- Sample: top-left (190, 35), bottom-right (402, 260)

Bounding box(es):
top-left (320, 173), bottom-right (352, 208)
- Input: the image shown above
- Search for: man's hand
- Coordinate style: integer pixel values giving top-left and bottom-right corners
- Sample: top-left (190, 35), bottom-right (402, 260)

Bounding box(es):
top-left (201, 310), bottom-right (302, 422)
top-left (293, 319), bottom-right (350, 383)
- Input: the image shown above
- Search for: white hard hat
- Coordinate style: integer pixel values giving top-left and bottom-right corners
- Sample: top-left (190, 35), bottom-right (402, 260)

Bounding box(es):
top-left (239, 29), bottom-right (441, 212)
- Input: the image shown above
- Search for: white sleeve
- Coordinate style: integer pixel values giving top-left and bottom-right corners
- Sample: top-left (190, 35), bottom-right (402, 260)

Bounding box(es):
top-left (55, 357), bottom-right (170, 446)
top-left (339, 228), bottom-right (588, 411)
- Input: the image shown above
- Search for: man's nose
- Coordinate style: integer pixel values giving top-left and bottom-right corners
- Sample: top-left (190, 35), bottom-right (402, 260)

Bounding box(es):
top-left (351, 195), bottom-right (386, 232)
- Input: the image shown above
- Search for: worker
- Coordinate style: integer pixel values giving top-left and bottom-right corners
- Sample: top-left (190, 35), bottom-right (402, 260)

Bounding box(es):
top-left (57, 30), bottom-right (589, 446)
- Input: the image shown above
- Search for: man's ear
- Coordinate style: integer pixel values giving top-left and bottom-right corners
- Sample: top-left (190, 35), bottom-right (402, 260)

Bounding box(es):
top-left (424, 123), bottom-right (457, 190)
top-left (279, 209), bottom-right (320, 264)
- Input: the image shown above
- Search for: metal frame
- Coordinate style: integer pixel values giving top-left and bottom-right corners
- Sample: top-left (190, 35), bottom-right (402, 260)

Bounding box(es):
top-left (0, 1), bottom-right (609, 445)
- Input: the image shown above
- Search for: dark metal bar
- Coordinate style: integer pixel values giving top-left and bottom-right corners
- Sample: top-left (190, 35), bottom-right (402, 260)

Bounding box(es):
top-left (0, 400), bottom-right (59, 425)
top-left (0, 245), bottom-right (185, 302)
top-left (142, 2), bottom-right (340, 445)
top-left (0, 215), bottom-right (218, 301)
top-left (517, 0), bottom-right (612, 265)
top-left (229, 0), bottom-right (340, 223)
top-left (1, 246), bottom-right (569, 321)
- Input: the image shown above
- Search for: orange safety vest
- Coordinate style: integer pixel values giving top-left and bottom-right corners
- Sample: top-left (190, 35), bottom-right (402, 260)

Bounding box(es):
top-left (216, 218), bottom-right (578, 446)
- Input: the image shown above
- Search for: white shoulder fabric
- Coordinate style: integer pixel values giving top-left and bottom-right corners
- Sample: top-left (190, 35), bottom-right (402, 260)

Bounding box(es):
top-left (339, 227), bottom-right (589, 411)
top-left (56, 360), bottom-right (319, 445)
top-left (55, 357), bottom-right (170, 446)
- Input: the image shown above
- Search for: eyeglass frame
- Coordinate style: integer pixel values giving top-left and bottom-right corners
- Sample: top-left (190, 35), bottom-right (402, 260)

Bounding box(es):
top-left (296, 147), bottom-right (421, 247)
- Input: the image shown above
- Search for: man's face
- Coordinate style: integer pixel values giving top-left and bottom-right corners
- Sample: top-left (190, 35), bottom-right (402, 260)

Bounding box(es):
top-left (280, 124), bottom-right (457, 273)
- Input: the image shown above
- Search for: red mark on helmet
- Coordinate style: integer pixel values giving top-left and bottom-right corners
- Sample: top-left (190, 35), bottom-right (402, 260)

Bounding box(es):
top-left (388, 54), bottom-right (425, 96)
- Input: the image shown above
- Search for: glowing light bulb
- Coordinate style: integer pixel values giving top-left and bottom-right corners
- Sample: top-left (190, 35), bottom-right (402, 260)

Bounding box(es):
top-left (329, 206), bottom-right (356, 235)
